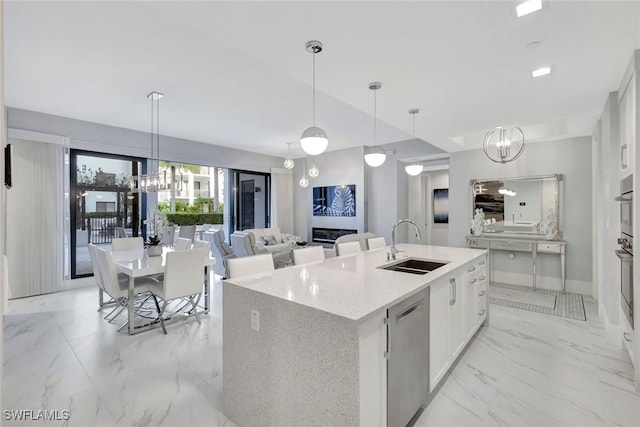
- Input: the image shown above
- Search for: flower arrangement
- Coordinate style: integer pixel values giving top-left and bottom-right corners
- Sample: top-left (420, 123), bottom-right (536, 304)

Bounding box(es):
top-left (144, 210), bottom-right (169, 247)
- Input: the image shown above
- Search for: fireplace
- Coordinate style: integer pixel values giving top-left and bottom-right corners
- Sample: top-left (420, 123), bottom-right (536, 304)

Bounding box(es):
top-left (312, 227), bottom-right (357, 244)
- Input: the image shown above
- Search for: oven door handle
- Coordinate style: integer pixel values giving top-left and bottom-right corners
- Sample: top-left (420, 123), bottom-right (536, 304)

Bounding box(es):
top-left (615, 249), bottom-right (633, 262)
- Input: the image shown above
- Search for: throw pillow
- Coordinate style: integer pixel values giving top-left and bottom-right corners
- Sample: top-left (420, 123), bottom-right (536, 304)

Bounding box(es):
top-left (261, 235), bottom-right (278, 246)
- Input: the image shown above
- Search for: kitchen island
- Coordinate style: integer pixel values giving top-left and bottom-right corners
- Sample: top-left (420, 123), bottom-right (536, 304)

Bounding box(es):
top-left (223, 243), bottom-right (488, 427)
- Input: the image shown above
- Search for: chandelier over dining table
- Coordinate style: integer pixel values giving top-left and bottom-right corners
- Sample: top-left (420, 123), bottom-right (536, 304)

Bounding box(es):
top-left (131, 91), bottom-right (171, 193)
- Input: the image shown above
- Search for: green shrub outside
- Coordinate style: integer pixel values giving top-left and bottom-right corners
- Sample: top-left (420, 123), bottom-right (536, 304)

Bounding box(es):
top-left (166, 213), bottom-right (223, 226)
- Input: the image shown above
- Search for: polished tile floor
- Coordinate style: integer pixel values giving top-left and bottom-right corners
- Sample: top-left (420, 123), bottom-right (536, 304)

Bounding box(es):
top-left (2, 277), bottom-right (639, 427)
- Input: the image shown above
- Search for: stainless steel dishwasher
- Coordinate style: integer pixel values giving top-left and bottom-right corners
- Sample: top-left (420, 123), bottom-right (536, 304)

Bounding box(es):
top-left (387, 288), bottom-right (429, 427)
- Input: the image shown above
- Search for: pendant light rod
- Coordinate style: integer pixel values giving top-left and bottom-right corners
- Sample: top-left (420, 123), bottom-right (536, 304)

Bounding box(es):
top-left (405, 108), bottom-right (424, 176)
top-left (300, 41), bottom-right (328, 156)
top-left (364, 82), bottom-right (386, 168)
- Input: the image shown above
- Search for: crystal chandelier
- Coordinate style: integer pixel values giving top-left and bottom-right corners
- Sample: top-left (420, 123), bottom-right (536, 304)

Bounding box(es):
top-left (405, 108), bottom-right (424, 176)
top-left (131, 91), bottom-right (170, 193)
top-left (299, 158), bottom-right (309, 188)
top-left (482, 126), bottom-right (525, 164)
top-left (308, 157), bottom-right (319, 178)
top-left (300, 41), bottom-right (328, 156)
top-left (284, 142), bottom-right (295, 169)
top-left (364, 82), bottom-right (386, 167)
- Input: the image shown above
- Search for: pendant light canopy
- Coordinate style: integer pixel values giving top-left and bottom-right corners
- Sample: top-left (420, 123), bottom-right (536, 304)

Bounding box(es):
top-left (284, 142), bottom-right (295, 169)
top-left (482, 125), bottom-right (525, 164)
top-left (405, 108), bottom-right (424, 176)
top-left (364, 82), bottom-right (387, 167)
top-left (300, 41), bottom-right (328, 156)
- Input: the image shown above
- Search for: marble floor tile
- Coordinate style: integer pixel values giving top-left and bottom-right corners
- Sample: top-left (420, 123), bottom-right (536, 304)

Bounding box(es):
top-left (3, 278), bottom-right (640, 427)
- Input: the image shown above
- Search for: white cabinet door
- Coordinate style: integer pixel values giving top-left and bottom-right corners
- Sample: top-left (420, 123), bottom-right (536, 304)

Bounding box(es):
top-left (448, 274), bottom-right (466, 361)
top-left (619, 72), bottom-right (636, 174)
top-left (429, 276), bottom-right (450, 391)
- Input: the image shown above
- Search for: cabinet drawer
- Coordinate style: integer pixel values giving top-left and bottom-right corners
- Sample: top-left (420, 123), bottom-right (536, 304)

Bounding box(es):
top-left (477, 287), bottom-right (487, 299)
top-left (537, 242), bottom-right (562, 253)
top-left (477, 305), bottom-right (487, 323)
top-left (490, 240), bottom-right (533, 251)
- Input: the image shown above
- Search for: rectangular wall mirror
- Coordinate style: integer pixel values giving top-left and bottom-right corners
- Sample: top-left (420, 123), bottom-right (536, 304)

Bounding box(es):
top-left (470, 174), bottom-right (562, 235)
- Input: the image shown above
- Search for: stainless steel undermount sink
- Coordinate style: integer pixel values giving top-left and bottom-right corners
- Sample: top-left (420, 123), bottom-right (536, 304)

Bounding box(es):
top-left (379, 258), bottom-right (449, 275)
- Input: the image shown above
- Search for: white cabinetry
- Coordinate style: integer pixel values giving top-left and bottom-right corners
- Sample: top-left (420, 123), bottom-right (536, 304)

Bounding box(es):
top-left (429, 275), bottom-right (451, 391)
top-left (429, 254), bottom-right (488, 392)
top-left (619, 49), bottom-right (640, 391)
top-left (464, 258), bottom-right (488, 341)
top-left (619, 69), bottom-right (636, 174)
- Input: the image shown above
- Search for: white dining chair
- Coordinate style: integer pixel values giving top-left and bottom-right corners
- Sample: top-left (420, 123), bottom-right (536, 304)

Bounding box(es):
top-left (175, 237), bottom-right (192, 250)
top-left (115, 226), bottom-right (127, 238)
top-left (88, 243), bottom-right (112, 315)
top-left (150, 246), bottom-right (209, 334)
top-left (193, 239), bottom-right (211, 256)
top-left (226, 253), bottom-right (275, 279)
top-left (178, 225), bottom-right (197, 242)
top-left (95, 246), bottom-right (160, 330)
top-left (367, 236), bottom-right (387, 250)
top-left (292, 246), bottom-right (325, 265)
top-left (336, 241), bottom-right (362, 256)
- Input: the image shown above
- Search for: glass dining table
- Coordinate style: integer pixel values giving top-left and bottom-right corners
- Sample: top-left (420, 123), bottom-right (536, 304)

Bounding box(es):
top-left (112, 247), bottom-right (216, 335)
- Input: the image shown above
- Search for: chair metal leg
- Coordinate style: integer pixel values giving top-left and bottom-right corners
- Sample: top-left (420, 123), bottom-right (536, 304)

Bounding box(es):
top-left (190, 294), bottom-right (202, 324)
top-left (152, 294), bottom-right (167, 334)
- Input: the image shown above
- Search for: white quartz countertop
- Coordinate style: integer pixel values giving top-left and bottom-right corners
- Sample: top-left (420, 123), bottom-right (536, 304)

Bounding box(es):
top-left (224, 244), bottom-right (486, 322)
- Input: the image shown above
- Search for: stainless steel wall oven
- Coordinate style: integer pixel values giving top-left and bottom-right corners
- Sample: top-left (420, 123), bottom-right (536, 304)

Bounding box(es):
top-left (616, 174), bottom-right (633, 328)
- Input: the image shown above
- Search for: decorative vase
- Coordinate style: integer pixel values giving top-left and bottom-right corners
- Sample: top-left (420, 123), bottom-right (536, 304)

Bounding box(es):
top-left (147, 245), bottom-right (163, 257)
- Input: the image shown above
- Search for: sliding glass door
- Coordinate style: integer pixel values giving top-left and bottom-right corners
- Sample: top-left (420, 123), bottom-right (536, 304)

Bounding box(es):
top-left (70, 150), bottom-right (143, 278)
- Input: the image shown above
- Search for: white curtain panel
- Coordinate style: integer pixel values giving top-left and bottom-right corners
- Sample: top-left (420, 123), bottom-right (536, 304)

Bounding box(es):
top-left (270, 168), bottom-right (294, 234)
top-left (6, 135), bottom-right (67, 298)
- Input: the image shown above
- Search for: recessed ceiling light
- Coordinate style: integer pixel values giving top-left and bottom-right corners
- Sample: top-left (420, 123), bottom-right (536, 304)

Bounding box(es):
top-left (526, 40), bottom-right (542, 49)
top-left (516, 0), bottom-right (542, 18)
top-left (531, 66), bottom-right (552, 78)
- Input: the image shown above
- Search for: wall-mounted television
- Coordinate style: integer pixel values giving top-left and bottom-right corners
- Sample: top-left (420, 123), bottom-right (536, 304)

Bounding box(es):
top-left (313, 184), bottom-right (356, 217)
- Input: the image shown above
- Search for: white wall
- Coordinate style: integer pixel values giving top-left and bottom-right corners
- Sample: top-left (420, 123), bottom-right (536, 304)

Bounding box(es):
top-left (293, 147), bottom-right (366, 241)
top-left (368, 139), bottom-right (445, 244)
top-left (449, 137), bottom-right (593, 294)
top-left (8, 108), bottom-right (284, 173)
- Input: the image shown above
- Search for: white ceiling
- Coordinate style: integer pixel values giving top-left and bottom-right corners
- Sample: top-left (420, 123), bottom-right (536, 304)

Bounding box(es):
top-left (5, 1), bottom-right (640, 159)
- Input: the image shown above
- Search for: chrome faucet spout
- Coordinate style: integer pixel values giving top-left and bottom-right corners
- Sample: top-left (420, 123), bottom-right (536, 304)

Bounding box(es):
top-left (390, 219), bottom-right (422, 260)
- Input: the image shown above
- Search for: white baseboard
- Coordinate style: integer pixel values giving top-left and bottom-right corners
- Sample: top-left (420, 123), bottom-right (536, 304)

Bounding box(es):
top-left (491, 270), bottom-right (591, 295)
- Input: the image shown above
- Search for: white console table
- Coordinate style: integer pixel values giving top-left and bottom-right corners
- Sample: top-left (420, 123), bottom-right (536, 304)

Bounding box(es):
top-left (466, 235), bottom-right (567, 293)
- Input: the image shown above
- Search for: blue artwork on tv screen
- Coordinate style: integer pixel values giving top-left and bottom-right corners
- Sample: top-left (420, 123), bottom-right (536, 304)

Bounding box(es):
top-left (313, 185), bottom-right (356, 217)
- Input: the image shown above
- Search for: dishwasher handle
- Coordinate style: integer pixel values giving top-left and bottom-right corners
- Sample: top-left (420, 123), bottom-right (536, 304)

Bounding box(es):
top-left (396, 300), bottom-right (423, 323)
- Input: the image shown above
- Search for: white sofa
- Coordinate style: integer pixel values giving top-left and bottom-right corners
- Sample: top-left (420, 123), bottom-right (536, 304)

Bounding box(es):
top-left (229, 229), bottom-right (293, 268)
top-left (242, 227), bottom-right (299, 253)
